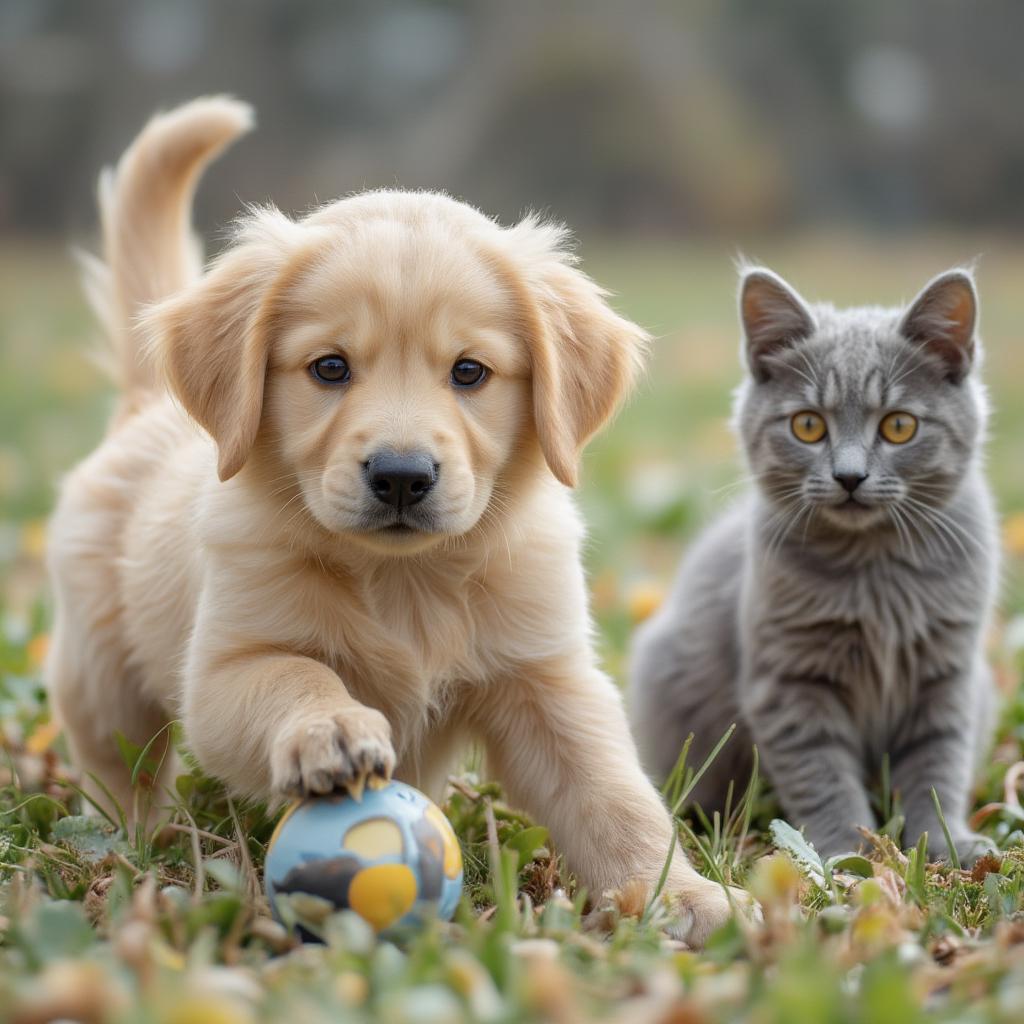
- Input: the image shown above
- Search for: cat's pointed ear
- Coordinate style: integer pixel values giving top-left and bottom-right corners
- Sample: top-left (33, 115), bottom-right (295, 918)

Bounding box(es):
top-left (900, 269), bottom-right (978, 382)
top-left (739, 268), bottom-right (815, 381)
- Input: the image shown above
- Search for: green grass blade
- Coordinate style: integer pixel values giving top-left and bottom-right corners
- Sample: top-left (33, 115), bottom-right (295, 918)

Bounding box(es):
top-left (930, 788), bottom-right (961, 871)
top-left (670, 723), bottom-right (736, 817)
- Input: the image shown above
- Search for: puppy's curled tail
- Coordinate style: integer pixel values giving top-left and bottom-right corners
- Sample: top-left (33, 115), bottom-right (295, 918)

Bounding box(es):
top-left (80, 96), bottom-right (254, 404)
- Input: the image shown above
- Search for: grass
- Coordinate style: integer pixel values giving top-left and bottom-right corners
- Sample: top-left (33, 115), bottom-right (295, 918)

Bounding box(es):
top-left (3, 233), bottom-right (1024, 1021)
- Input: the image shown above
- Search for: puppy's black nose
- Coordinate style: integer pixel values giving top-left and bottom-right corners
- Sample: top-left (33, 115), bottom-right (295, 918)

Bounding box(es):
top-left (366, 452), bottom-right (437, 508)
top-left (834, 471), bottom-right (868, 494)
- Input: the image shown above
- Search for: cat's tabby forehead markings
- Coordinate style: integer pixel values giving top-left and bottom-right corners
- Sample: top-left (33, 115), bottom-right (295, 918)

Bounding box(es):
top-left (794, 339), bottom-right (902, 410)
top-left (778, 309), bottom-right (921, 410)
top-left (862, 366), bottom-right (884, 409)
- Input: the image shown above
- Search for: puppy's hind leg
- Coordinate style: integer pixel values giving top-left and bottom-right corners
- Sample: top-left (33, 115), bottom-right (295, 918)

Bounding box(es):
top-left (45, 576), bottom-right (174, 828)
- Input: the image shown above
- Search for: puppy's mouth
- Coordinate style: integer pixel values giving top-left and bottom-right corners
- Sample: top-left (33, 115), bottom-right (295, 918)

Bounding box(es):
top-left (379, 522), bottom-right (418, 534)
top-left (359, 509), bottom-right (437, 537)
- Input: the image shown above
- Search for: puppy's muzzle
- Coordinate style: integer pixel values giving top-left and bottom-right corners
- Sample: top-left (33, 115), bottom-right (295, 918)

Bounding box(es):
top-left (365, 451), bottom-right (438, 509)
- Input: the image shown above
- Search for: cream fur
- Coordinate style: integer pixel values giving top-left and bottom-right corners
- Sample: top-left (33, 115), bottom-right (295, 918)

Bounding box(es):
top-left (45, 97), bottom-right (743, 946)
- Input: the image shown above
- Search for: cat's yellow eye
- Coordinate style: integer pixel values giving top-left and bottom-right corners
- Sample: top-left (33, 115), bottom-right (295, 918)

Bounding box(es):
top-left (791, 410), bottom-right (827, 443)
top-left (879, 411), bottom-right (918, 444)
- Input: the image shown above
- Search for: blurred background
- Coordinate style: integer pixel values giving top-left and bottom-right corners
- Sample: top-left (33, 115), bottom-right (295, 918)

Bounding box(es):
top-left (6, 0), bottom-right (1024, 235)
top-left (1, 0), bottom-right (1023, 681)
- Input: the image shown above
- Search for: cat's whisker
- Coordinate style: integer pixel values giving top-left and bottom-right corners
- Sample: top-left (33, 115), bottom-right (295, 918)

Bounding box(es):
top-left (764, 487), bottom-right (807, 505)
top-left (901, 496), bottom-right (980, 561)
top-left (798, 503), bottom-right (818, 546)
top-left (909, 484), bottom-right (991, 526)
top-left (758, 506), bottom-right (789, 563)
top-left (762, 498), bottom-right (810, 562)
top-left (791, 348), bottom-right (823, 393)
top-left (887, 503), bottom-right (923, 562)
top-left (900, 503), bottom-right (956, 560)
top-left (884, 506), bottom-right (906, 557)
top-left (885, 343), bottom-right (932, 392)
top-left (903, 494), bottom-right (984, 547)
top-left (783, 362), bottom-right (818, 392)
top-left (711, 473), bottom-right (762, 498)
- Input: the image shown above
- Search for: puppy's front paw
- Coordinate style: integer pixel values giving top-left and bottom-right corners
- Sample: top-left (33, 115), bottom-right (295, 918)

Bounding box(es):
top-left (271, 706), bottom-right (395, 800)
top-left (664, 880), bottom-right (756, 949)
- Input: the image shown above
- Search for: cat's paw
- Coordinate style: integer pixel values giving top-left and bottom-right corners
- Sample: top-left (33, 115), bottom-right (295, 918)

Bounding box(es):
top-left (271, 706), bottom-right (395, 800)
top-left (928, 831), bottom-right (998, 868)
top-left (663, 880), bottom-right (759, 948)
top-left (813, 828), bottom-right (870, 861)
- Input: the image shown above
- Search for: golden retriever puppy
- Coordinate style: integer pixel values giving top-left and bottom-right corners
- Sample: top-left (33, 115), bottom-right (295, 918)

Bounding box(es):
top-left (46, 97), bottom-right (739, 944)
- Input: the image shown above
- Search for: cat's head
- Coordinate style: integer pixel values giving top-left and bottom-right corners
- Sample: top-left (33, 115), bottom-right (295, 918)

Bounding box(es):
top-left (733, 265), bottom-right (987, 534)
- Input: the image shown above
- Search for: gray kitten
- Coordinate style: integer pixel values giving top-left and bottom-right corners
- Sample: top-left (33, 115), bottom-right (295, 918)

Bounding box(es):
top-left (629, 266), bottom-right (1000, 864)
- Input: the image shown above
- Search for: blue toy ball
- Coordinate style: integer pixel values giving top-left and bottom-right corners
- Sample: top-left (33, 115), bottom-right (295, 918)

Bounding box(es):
top-left (265, 780), bottom-right (463, 935)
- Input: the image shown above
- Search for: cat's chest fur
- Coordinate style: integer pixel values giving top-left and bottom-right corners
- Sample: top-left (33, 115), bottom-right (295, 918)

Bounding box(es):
top-left (747, 532), bottom-right (986, 725)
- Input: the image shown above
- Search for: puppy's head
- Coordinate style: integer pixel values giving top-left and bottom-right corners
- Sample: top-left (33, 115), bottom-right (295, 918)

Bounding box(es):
top-left (145, 192), bottom-right (646, 555)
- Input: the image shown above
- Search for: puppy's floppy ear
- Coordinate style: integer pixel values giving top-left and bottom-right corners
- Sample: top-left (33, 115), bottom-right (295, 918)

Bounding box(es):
top-left (739, 267), bottom-right (815, 382)
top-left (141, 208), bottom-right (305, 481)
top-left (502, 219), bottom-right (649, 488)
top-left (900, 268), bottom-right (978, 383)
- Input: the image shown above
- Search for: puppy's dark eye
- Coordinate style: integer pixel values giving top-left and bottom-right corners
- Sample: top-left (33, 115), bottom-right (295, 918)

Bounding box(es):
top-left (450, 359), bottom-right (487, 388)
top-left (310, 356), bottom-right (351, 384)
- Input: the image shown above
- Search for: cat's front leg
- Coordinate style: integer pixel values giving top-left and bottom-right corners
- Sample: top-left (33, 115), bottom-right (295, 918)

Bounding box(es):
top-left (743, 676), bottom-right (875, 858)
top-left (892, 671), bottom-right (996, 866)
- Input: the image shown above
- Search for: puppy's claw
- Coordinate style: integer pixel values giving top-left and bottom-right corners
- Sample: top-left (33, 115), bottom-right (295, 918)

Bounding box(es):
top-left (271, 707), bottom-right (396, 803)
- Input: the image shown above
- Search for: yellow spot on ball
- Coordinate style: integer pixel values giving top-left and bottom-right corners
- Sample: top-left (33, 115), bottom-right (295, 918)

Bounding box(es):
top-left (343, 817), bottom-right (404, 859)
top-left (425, 805), bottom-right (463, 879)
top-left (348, 864), bottom-right (418, 931)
